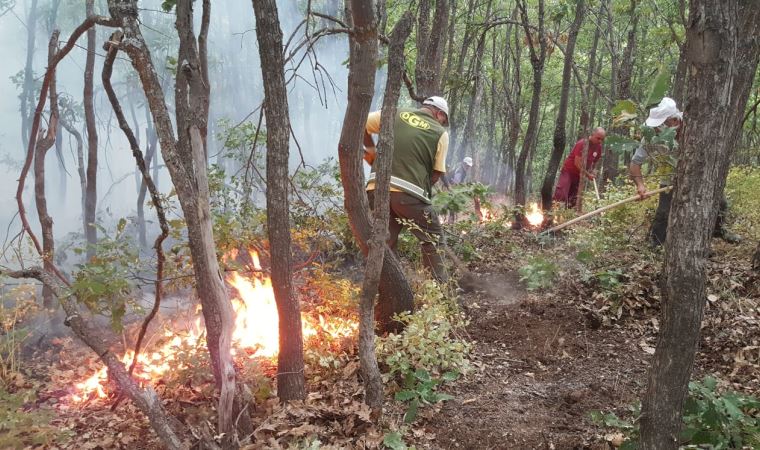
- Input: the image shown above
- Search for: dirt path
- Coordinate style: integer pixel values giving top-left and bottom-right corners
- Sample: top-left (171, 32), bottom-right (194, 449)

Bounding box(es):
top-left (416, 270), bottom-right (651, 450)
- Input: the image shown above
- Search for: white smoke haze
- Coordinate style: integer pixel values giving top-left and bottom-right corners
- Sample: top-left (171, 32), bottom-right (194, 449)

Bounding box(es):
top-left (0, 0), bottom-right (393, 263)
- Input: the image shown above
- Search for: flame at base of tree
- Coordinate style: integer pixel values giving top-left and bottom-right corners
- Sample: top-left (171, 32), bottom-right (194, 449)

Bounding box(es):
top-left (71, 251), bottom-right (358, 403)
top-left (525, 203), bottom-right (544, 227)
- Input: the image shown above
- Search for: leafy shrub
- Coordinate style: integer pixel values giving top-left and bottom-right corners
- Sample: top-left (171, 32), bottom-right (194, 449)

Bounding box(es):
top-left (518, 256), bottom-right (559, 291)
top-left (590, 377), bottom-right (760, 449)
top-left (725, 166), bottom-right (760, 241)
top-left (0, 285), bottom-right (37, 388)
top-left (377, 281), bottom-right (470, 379)
top-left (70, 219), bottom-right (140, 331)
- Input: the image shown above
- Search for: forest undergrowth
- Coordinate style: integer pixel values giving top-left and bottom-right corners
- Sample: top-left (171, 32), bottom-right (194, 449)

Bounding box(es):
top-left (1, 167), bottom-right (759, 449)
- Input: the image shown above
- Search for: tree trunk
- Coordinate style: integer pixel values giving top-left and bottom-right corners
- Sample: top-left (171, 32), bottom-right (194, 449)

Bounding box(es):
top-left (639, 2), bottom-right (760, 448)
top-left (578, 1), bottom-right (602, 137)
top-left (456, 28), bottom-right (489, 164)
top-left (20, 0), bottom-right (39, 152)
top-left (337, 0), bottom-right (414, 334)
top-left (35, 32), bottom-right (60, 309)
top-left (60, 118), bottom-right (86, 231)
top-left (107, 0), bottom-right (249, 438)
top-left (513, 0), bottom-right (546, 228)
top-left (539, 0), bottom-right (585, 213)
top-left (84, 0), bottom-right (98, 259)
top-left (359, 10), bottom-right (413, 414)
top-left (414, 0), bottom-right (449, 97)
top-left (137, 116), bottom-right (158, 248)
top-left (252, 0), bottom-right (306, 402)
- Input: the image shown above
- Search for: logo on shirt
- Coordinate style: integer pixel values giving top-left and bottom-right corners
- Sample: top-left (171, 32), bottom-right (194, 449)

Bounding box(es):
top-left (593, 152), bottom-right (598, 157)
top-left (400, 112), bottom-right (431, 130)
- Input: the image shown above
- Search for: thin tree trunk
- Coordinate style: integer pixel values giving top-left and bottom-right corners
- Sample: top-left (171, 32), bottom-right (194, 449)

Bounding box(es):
top-left (60, 118), bottom-right (86, 227)
top-left (20, 0), bottom-right (39, 152)
top-left (359, 10), bottom-right (413, 415)
top-left (35, 32), bottom-right (60, 309)
top-left (540, 0), bottom-right (585, 213)
top-left (457, 27), bottom-right (489, 163)
top-left (337, 0), bottom-right (414, 334)
top-left (252, 0), bottom-right (306, 402)
top-left (107, 0), bottom-right (248, 438)
top-left (513, 0), bottom-right (546, 229)
top-left (639, 2), bottom-right (760, 448)
top-left (415, 0), bottom-right (448, 97)
top-left (84, 0), bottom-right (98, 259)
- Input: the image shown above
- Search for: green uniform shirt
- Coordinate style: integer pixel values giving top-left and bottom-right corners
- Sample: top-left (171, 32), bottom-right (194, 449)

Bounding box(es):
top-left (365, 107), bottom-right (448, 203)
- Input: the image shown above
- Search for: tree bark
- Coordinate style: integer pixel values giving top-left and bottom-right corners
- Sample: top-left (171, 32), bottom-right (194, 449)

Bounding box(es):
top-left (639, 2), bottom-right (760, 448)
top-left (414, 0), bottom-right (448, 98)
top-left (107, 0), bottom-right (248, 438)
top-left (20, 0), bottom-right (38, 152)
top-left (360, 10), bottom-right (413, 414)
top-left (539, 0), bottom-right (585, 213)
top-left (337, 0), bottom-right (414, 334)
top-left (34, 31), bottom-right (60, 309)
top-left (513, 0), bottom-right (546, 228)
top-left (252, 0), bottom-right (306, 402)
top-left (60, 118), bottom-right (86, 218)
top-left (84, 0), bottom-right (98, 259)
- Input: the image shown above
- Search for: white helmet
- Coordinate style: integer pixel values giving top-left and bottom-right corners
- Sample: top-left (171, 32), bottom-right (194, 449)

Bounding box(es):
top-left (463, 157), bottom-right (473, 167)
top-left (423, 96), bottom-right (449, 118)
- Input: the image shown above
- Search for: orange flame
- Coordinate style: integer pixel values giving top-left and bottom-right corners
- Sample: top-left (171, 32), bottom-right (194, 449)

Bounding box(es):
top-left (525, 202), bottom-right (544, 227)
top-left (71, 251), bottom-right (357, 403)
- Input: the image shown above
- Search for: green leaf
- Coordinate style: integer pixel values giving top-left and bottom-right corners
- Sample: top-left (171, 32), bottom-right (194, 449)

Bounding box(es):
top-left (382, 431), bottom-right (407, 450)
top-left (442, 371), bottom-right (460, 382)
top-left (403, 399), bottom-right (419, 424)
top-left (161, 0), bottom-right (176, 12)
top-left (426, 392), bottom-right (454, 403)
top-left (394, 390), bottom-right (418, 402)
top-left (414, 369), bottom-right (432, 383)
top-left (612, 99), bottom-right (637, 116)
top-left (575, 250), bottom-right (594, 264)
top-left (644, 67), bottom-right (671, 108)
top-left (605, 135), bottom-right (640, 155)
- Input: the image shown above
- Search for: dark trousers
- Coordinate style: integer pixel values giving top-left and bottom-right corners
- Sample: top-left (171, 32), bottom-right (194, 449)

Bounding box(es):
top-left (649, 190), bottom-right (729, 246)
top-left (367, 190), bottom-right (448, 283)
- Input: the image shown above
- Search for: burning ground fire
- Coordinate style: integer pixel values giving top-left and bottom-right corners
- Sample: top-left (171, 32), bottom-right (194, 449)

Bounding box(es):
top-left (525, 202), bottom-right (544, 227)
top-left (71, 252), bottom-right (358, 403)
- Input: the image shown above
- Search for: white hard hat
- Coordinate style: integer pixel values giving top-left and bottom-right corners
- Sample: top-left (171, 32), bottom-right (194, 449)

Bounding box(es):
top-left (645, 97), bottom-right (683, 127)
top-left (463, 156), bottom-right (473, 167)
top-left (423, 96), bottom-right (449, 118)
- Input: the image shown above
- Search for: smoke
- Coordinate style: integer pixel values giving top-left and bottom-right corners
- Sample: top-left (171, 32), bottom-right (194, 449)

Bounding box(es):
top-left (0, 0), bottom-right (371, 260)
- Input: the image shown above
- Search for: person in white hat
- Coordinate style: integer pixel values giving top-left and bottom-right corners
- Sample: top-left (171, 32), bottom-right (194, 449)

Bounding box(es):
top-left (630, 97), bottom-right (739, 246)
top-left (444, 156), bottom-right (473, 187)
top-left (362, 96), bottom-right (451, 283)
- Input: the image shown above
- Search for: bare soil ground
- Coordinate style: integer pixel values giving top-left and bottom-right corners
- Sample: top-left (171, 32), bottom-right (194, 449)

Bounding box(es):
top-left (415, 271), bottom-right (650, 450)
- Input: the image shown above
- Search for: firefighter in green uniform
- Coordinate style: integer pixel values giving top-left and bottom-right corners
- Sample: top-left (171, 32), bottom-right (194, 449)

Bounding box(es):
top-left (363, 96), bottom-right (450, 283)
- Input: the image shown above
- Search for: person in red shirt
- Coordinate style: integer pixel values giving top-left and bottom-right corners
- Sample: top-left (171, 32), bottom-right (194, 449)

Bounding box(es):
top-left (553, 127), bottom-right (606, 208)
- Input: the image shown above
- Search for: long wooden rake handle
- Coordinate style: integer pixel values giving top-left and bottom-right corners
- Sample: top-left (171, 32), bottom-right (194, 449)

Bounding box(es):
top-left (541, 186), bottom-right (672, 235)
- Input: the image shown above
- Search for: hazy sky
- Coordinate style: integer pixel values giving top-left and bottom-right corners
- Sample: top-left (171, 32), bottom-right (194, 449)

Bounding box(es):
top-left (0, 0), bottom-right (363, 252)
